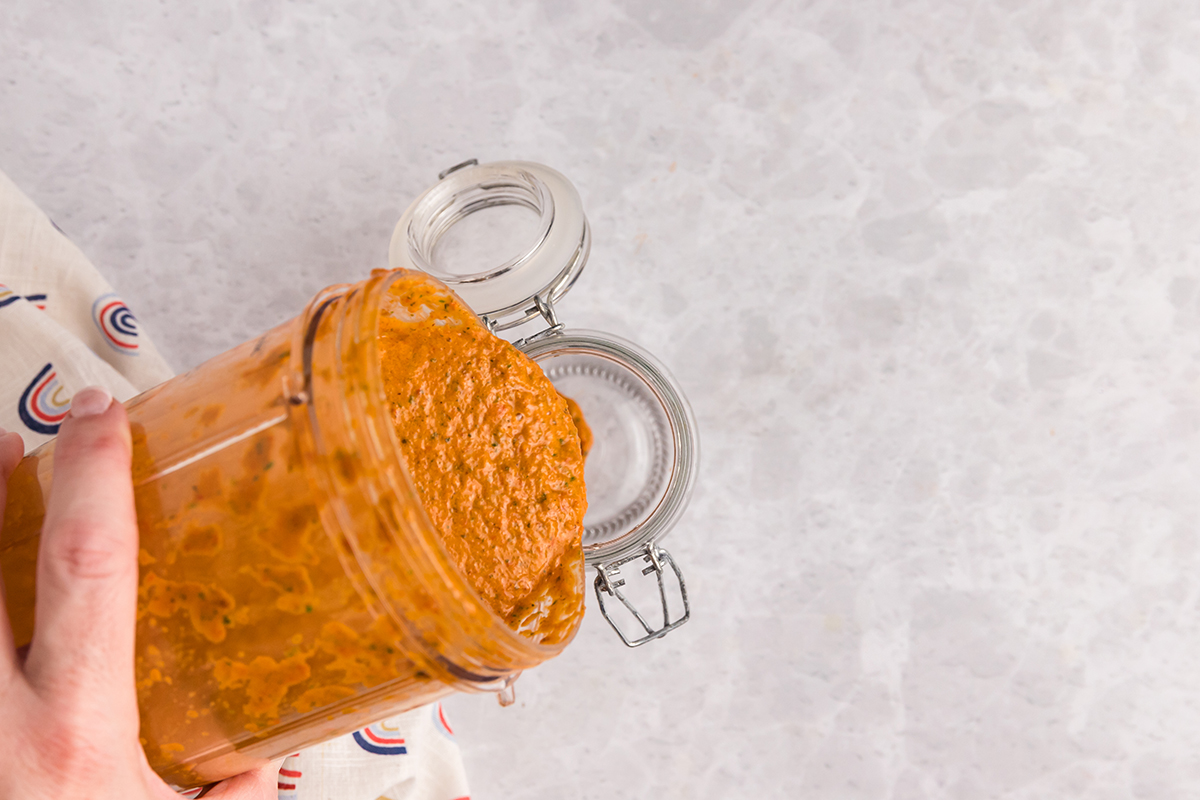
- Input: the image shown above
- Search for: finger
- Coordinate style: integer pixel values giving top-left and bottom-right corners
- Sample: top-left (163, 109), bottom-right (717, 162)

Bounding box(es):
top-left (200, 758), bottom-right (286, 800)
top-left (23, 387), bottom-right (138, 711)
top-left (0, 428), bottom-right (26, 483)
top-left (0, 428), bottom-right (27, 681)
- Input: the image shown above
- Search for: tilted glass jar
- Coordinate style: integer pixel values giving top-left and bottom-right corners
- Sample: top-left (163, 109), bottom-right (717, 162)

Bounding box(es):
top-left (0, 268), bottom-right (574, 790)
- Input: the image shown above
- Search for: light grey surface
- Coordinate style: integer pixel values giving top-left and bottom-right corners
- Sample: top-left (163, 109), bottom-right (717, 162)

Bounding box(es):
top-left (5, 1), bottom-right (1200, 797)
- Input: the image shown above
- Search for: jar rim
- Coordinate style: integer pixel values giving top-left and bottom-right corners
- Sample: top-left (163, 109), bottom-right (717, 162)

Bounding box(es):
top-left (362, 268), bottom-right (581, 658)
top-left (296, 268), bottom-right (579, 689)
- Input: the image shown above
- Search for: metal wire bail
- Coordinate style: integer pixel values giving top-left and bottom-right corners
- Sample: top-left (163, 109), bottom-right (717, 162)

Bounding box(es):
top-left (594, 543), bottom-right (690, 647)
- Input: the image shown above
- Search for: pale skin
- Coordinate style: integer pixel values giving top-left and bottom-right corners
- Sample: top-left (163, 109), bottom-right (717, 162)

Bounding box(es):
top-left (0, 387), bottom-right (278, 799)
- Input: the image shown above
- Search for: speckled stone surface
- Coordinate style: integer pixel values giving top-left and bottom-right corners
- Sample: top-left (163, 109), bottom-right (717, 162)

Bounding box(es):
top-left (7, 1), bottom-right (1200, 797)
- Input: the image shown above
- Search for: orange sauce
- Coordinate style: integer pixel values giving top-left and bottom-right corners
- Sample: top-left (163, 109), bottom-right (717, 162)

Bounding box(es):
top-left (562, 396), bottom-right (593, 459)
top-left (376, 274), bottom-right (587, 641)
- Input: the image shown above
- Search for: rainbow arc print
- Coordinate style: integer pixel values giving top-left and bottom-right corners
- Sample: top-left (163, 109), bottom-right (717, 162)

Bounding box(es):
top-left (277, 753), bottom-right (302, 800)
top-left (0, 283), bottom-right (46, 309)
top-left (19, 363), bottom-right (70, 435)
top-left (352, 721), bottom-right (408, 755)
top-left (92, 292), bottom-right (140, 353)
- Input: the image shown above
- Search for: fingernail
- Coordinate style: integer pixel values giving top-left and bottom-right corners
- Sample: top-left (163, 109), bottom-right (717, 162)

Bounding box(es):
top-left (69, 386), bottom-right (114, 418)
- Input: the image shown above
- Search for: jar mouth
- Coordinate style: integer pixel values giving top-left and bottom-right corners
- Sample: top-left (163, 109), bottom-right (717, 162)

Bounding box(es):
top-left (404, 166), bottom-right (555, 285)
top-left (352, 269), bottom-right (581, 670)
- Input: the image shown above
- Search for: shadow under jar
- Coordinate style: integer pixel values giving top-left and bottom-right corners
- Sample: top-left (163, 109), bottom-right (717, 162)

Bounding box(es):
top-left (0, 268), bottom-right (575, 790)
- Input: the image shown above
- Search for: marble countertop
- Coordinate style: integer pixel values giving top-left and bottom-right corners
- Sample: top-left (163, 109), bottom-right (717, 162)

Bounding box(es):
top-left (6, 1), bottom-right (1200, 797)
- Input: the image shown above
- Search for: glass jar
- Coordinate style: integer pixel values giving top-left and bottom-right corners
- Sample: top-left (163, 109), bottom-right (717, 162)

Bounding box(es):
top-left (390, 159), bottom-right (700, 647)
top-left (1, 268), bottom-right (569, 790)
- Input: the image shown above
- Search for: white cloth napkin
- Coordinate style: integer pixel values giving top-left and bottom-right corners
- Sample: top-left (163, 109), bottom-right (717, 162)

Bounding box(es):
top-left (271, 701), bottom-right (470, 800)
top-left (0, 169), bottom-right (472, 800)
top-left (0, 169), bottom-right (173, 451)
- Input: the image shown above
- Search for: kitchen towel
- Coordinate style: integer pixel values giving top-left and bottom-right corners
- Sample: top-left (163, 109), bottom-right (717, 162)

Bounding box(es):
top-left (0, 169), bottom-right (173, 452)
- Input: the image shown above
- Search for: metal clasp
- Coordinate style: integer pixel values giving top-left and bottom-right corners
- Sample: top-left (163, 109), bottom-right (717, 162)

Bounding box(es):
top-left (438, 158), bottom-right (479, 180)
top-left (505, 293), bottom-right (566, 349)
top-left (594, 544), bottom-right (690, 647)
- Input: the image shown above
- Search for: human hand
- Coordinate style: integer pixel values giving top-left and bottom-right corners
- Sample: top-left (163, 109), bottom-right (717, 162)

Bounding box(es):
top-left (0, 387), bottom-right (279, 799)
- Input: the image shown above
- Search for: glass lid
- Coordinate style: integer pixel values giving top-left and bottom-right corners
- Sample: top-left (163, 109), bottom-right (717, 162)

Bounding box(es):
top-left (389, 159), bottom-right (589, 330)
top-left (390, 159), bottom-right (697, 646)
